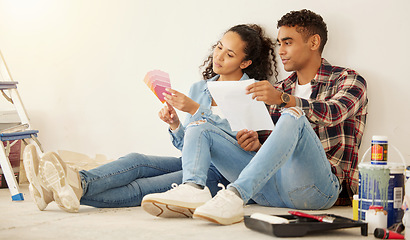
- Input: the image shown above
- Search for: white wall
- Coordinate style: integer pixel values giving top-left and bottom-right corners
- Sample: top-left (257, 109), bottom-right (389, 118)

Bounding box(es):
top-left (0, 0), bottom-right (409, 163)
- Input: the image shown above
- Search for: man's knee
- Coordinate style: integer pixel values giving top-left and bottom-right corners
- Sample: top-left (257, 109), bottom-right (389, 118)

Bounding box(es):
top-left (281, 107), bottom-right (304, 119)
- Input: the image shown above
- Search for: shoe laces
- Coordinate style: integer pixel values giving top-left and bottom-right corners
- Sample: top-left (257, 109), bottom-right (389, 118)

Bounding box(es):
top-left (167, 183), bottom-right (180, 192)
top-left (207, 183), bottom-right (238, 207)
top-left (168, 183), bottom-right (193, 192)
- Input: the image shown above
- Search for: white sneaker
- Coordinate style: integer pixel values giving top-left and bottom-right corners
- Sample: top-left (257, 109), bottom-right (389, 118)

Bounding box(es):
top-left (38, 152), bottom-right (83, 213)
top-left (23, 144), bottom-right (54, 211)
top-left (141, 183), bottom-right (212, 218)
top-left (193, 184), bottom-right (244, 225)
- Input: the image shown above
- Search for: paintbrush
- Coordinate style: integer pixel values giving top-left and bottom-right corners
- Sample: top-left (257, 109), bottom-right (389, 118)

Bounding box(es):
top-left (288, 211), bottom-right (338, 223)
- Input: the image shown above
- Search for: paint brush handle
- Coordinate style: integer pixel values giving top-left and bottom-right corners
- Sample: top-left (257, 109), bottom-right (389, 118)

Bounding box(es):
top-left (288, 211), bottom-right (338, 223)
top-left (288, 211), bottom-right (323, 221)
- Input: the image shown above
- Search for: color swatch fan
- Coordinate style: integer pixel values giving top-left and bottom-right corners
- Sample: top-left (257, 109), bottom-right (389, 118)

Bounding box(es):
top-left (144, 70), bottom-right (171, 103)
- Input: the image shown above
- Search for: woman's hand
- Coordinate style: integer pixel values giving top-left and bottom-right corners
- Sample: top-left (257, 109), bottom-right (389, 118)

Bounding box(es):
top-left (236, 129), bottom-right (261, 152)
top-left (164, 88), bottom-right (200, 115)
top-left (158, 102), bottom-right (180, 130)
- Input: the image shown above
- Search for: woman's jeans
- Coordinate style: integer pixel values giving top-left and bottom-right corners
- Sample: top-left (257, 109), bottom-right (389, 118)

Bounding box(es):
top-left (182, 109), bottom-right (341, 210)
top-left (79, 154), bottom-right (229, 208)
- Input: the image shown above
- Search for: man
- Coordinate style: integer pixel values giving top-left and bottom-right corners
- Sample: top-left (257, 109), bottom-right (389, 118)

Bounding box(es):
top-left (142, 9), bottom-right (368, 225)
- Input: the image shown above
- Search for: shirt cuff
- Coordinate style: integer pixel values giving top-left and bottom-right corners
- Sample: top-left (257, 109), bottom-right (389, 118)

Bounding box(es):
top-left (169, 123), bottom-right (181, 133)
top-left (295, 97), bottom-right (309, 109)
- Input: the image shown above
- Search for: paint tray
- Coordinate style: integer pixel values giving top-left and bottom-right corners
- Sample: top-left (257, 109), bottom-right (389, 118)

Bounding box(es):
top-left (244, 214), bottom-right (368, 237)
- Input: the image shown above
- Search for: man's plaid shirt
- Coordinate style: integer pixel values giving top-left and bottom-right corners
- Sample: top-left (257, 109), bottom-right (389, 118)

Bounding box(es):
top-left (258, 59), bottom-right (368, 195)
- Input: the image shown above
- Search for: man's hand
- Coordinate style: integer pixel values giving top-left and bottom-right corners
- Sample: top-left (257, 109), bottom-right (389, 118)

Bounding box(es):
top-left (246, 80), bottom-right (282, 105)
top-left (237, 129), bottom-right (261, 152)
top-left (163, 88), bottom-right (200, 115)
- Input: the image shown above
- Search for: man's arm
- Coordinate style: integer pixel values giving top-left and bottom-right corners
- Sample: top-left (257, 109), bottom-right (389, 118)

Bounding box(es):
top-left (296, 70), bottom-right (367, 127)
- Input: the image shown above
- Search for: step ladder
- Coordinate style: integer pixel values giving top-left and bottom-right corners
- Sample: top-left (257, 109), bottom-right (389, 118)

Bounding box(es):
top-left (0, 49), bottom-right (43, 201)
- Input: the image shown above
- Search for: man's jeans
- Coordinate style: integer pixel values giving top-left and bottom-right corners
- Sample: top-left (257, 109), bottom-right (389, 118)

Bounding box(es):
top-left (182, 109), bottom-right (340, 210)
top-left (79, 154), bottom-right (229, 208)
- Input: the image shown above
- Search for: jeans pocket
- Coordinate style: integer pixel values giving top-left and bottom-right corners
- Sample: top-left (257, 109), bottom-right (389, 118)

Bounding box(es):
top-left (288, 184), bottom-right (332, 210)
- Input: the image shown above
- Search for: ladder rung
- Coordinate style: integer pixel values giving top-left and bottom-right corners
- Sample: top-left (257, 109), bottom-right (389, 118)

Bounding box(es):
top-left (0, 130), bottom-right (38, 141)
top-left (0, 81), bottom-right (18, 90)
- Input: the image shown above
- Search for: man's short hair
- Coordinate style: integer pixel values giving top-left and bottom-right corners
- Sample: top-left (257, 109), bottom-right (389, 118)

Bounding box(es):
top-left (277, 9), bottom-right (328, 53)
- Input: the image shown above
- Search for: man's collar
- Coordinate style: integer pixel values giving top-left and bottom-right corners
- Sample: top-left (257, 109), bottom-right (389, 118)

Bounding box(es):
top-left (312, 58), bottom-right (332, 84)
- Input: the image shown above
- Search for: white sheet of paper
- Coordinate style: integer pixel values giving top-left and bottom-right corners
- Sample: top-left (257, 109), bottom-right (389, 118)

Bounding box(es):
top-left (207, 79), bottom-right (275, 131)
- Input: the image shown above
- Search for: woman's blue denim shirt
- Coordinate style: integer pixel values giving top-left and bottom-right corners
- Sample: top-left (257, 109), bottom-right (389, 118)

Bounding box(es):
top-left (169, 73), bottom-right (250, 150)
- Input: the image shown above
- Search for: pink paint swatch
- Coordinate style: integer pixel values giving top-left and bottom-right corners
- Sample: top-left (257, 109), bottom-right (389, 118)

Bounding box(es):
top-left (144, 70), bottom-right (171, 103)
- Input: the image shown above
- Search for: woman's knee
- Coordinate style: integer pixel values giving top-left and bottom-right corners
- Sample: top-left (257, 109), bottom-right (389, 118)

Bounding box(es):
top-left (121, 152), bottom-right (146, 160)
top-left (116, 153), bottom-right (152, 166)
top-left (185, 120), bottom-right (216, 134)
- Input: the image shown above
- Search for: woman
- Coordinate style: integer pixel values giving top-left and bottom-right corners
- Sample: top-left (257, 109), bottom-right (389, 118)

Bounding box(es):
top-left (23, 24), bottom-right (277, 213)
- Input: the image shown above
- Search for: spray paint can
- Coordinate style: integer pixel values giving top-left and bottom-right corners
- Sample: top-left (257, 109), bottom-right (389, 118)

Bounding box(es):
top-left (353, 195), bottom-right (359, 220)
top-left (371, 136), bottom-right (388, 165)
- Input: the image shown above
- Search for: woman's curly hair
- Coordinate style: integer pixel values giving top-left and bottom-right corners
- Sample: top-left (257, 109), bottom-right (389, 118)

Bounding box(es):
top-left (200, 24), bottom-right (278, 83)
top-left (277, 9), bottom-right (328, 53)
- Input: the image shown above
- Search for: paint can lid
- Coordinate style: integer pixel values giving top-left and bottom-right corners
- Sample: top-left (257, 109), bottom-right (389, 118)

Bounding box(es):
top-left (359, 162), bottom-right (390, 170)
top-left (372, 135), bottom-right (388, 141)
